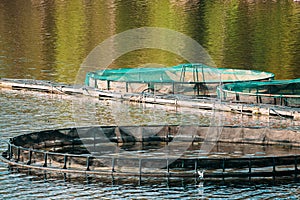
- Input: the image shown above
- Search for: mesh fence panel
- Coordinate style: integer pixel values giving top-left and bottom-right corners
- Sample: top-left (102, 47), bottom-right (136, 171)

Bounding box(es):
top-left (220, 79), bottom-right (300, 107)
top-left (85, 64), bottom-right (274, 95)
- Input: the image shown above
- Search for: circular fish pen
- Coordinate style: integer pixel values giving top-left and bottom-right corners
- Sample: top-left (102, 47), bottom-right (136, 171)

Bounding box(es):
top-left (85, 64), bottom-right (274, 96)
top-left (219, 79), bottom-right (300, 107)
top-left (1, 125), bottom-right (300, 181)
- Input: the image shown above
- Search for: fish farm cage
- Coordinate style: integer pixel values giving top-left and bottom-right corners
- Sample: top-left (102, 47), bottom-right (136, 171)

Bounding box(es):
top-left (85, 64), bottom-right (274, 96)
top-left (2, 125), bottom-right (300, 180)
top-left (219, 79), bottom-right (300, 107)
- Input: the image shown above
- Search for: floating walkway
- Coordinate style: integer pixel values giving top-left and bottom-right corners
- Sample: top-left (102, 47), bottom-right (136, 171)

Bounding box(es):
top-left (1, 78), bottom-right (299, 120)
top-left (1, 126), bottom-right (300, 179)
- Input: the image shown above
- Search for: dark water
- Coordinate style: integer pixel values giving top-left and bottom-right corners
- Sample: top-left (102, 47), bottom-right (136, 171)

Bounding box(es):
top-left (0, 0), bottom-right (300, 199)
top-left (1, 89), bottom-right (300, 199)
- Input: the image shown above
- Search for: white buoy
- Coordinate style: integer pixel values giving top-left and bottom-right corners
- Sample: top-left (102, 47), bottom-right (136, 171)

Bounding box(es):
top-left (197, 169), bottom-right (205, 179)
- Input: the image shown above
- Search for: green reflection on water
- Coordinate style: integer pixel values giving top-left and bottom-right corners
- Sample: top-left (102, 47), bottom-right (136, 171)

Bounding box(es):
top-left (0, 0), bottom-right (299, 83)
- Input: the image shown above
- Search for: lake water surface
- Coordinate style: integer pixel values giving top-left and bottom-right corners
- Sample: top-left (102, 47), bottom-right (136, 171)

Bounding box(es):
top-left (1, 0), bottom-right (300, 199)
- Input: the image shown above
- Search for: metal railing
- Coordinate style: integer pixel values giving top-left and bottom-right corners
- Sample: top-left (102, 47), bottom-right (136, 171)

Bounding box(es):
top-left (2, 139), bottom-right (300, 179)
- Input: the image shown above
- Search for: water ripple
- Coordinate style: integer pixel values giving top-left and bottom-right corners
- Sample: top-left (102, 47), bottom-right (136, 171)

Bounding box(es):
top-left (1, 90), bottom-right (300, 199)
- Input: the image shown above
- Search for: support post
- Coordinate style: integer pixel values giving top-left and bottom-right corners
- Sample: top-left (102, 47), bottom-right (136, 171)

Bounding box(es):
top-left (43, 153), bottom-right (48, 167)
top-left (107, 80), bottom-right (110, 90)
top-left (248, 158), bottom-right (252, 174)
top-left (86, 156), bottom-right (91, 171)
top-left (63, 155), bottom-right (68, 169)
top-left (112, 157), bottom-right (115, 173)
top-left (172, 82), bottom-right (175, 94)
top-left (93, 131), bottom-right (96, 151)
top-left (295, 156), bottom-right (298, 178)
top-left (248, 158), bottom-right (252, 181)
top-left (223, 91), bottom-right (226, 101)
top-left (139, 159), bottom-right (142, 176)
top-left (16, 147), bottom-right (20, 162)
top-left (272, 157), bottom-right (276, 176)
top-left (167, 159), bottom-right (170, 175)
top-left (236, 93), bottom-right (240, 101)
top-left (284, 98), bottom-right (288, 106)
top-left (8, 144), bottom-right (12, 160)
top-left (27, 150), bottom-right (32, 165)
top-left (194, 159), bottom-right (198, 175)
top-left (222, 158), bottom-right (225, 173)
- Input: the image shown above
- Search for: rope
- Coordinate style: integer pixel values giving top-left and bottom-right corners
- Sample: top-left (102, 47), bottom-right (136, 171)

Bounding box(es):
top-left (270, 108), bottom-right (289, 119)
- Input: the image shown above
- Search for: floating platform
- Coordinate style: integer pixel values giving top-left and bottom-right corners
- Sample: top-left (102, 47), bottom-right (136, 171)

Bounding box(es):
top-left (1, 78), bottom-right (299, 120)
top-left (1, 126), bottom-right (300, 179)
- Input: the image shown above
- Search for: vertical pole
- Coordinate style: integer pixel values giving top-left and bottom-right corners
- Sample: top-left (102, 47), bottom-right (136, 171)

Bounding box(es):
top-left (194, 159), bottom-right (198, 174)
top-left (272, 157), bottom-right (276, 178)
top-left (295, 156), bottom-right (298, 179)
top-left (86, 156), bottom-right (90, 171)
top-left (107, 80), bottom-right (110, 90)
top-left (27, 150), bottom-right (32, 165)
top-left (43, 153), bottom-right (48, 167)
top-left (139, 162), bottom-right (142, 186)
top-left (248, 158), bottom-right (252, 181)
top-left (93, 131), bottom-right (96, 151)
top-left (139, 159), bottom-right (142, 176)
top-left (222, 158), bottom-right (225, 173)
top-left (167, 126), bottom-right (170, 143)
top-left (44, 171), bottom-right (47, 181)
top-left (193, 66), bottom-right (195, 82)
top-left (236, 94), bottom-right (240, 101)
top-left (222, 158), bottom-right (226, 181)
top-left (180, 65), bottom-right (185, 82)
top-left (16, 147), bottom-right (20, 162)
top-left (172, 82), bottom-right (175, 94)
top-left (223, 91), bottom-right (226, 101)
top-left (196, 65), bottom-right (199, 82)
top-left (201, 64), bottom-right (205, 85)
top-left (259, 96), bottom-right (262, 103)
top-left (112, 157), bottom-right (115, 173)
top-left (63, 173), bottom-right (67, 181)
top-left (284, 98), bottom-right (288, 107)
top-left (167, 159), bottom-right (170, 175)
top-left (8, 143), bottom-right (12, 160)
top-left (63, 155), bottom-right (68, 169)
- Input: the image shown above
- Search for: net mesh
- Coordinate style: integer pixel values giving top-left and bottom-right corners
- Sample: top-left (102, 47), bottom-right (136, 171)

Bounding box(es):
top-left (220, 79), bottom-right (300, 107)
top-left (85, 63), bottom-right (274, 95)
